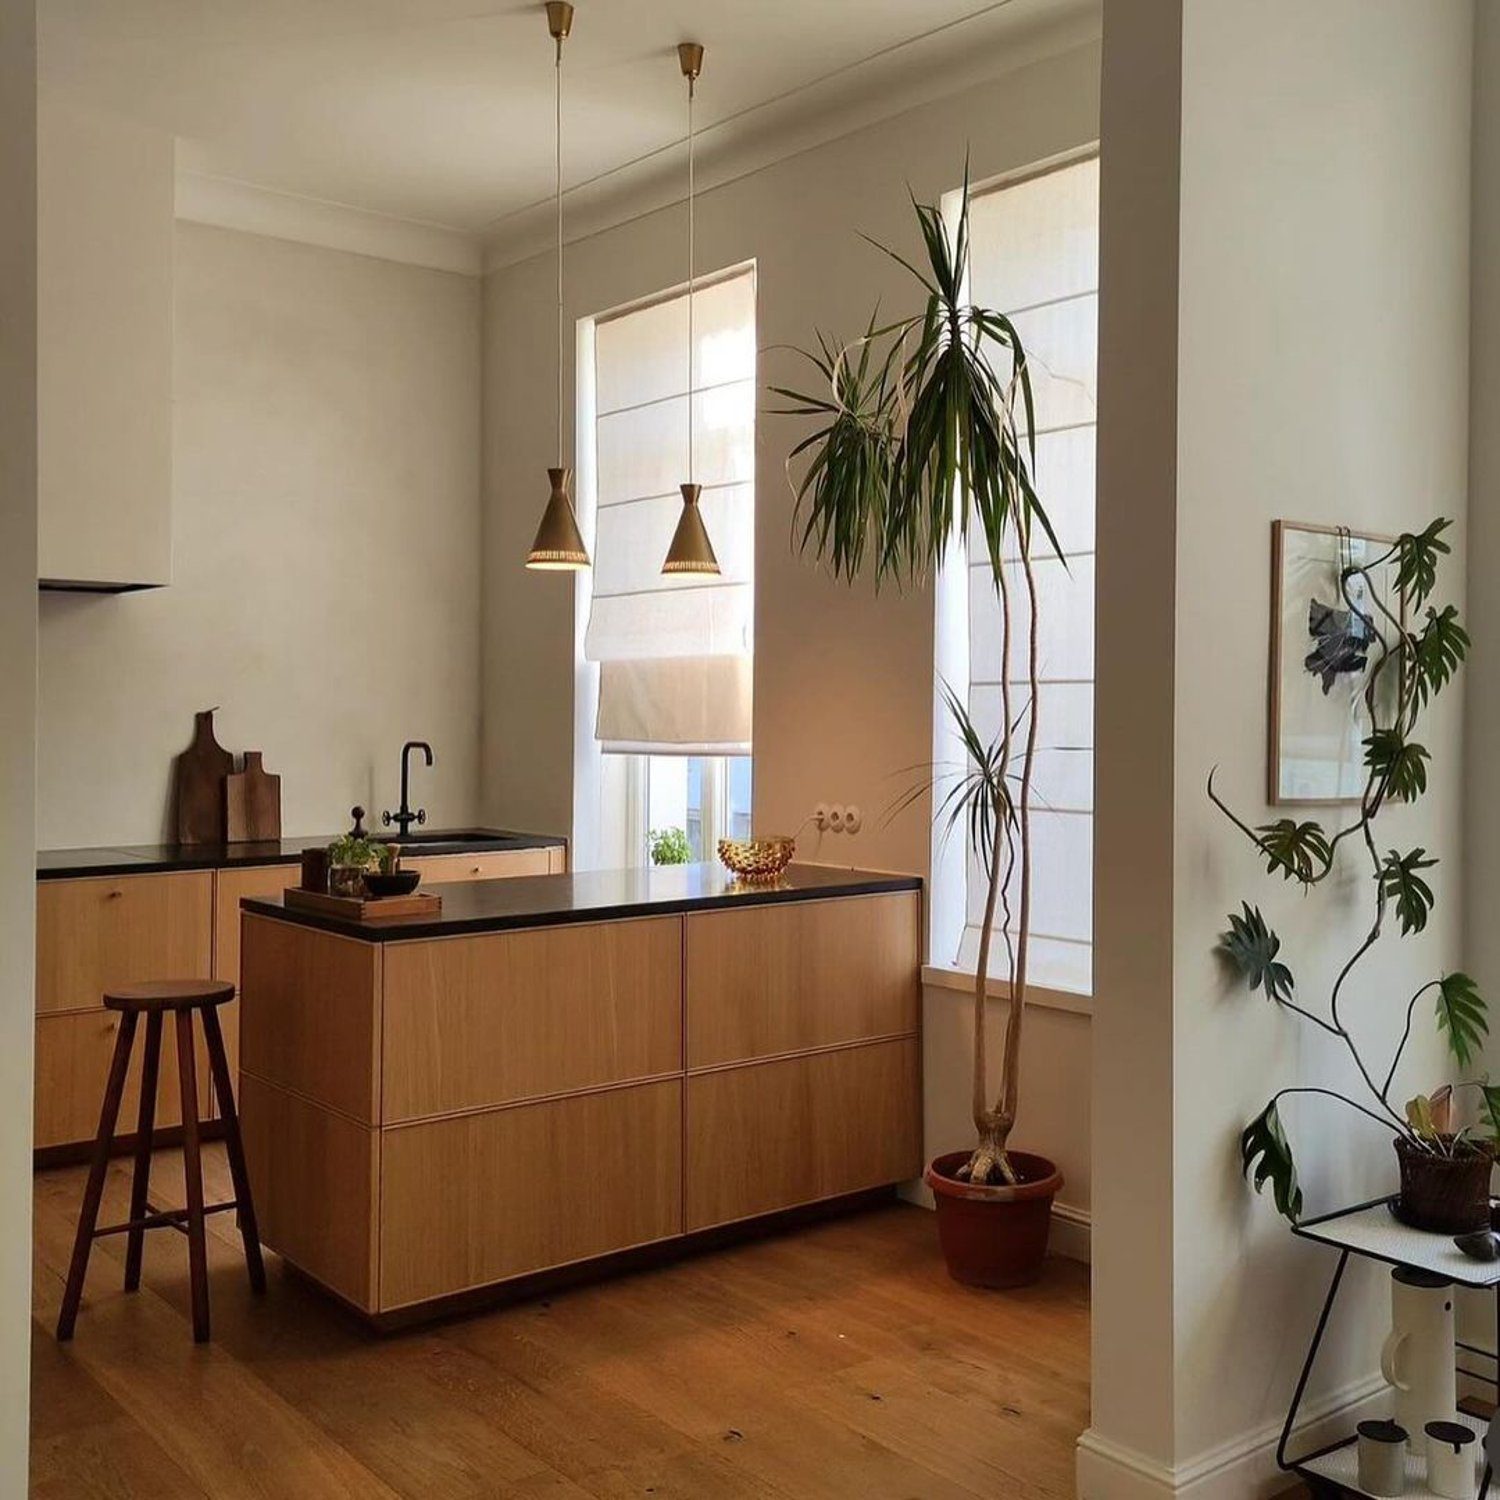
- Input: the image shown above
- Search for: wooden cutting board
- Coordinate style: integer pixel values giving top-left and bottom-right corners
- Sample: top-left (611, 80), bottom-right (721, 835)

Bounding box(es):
top-left (173, 709), bottom-right (234, 845)
top-left (225, 750), bottom-right (281, 843)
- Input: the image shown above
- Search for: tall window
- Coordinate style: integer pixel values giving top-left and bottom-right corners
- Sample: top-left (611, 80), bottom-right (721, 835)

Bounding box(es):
top-left (941, 156), bottom-right (1098, 995)
top-left (581, 266), bottom-right (756, 866)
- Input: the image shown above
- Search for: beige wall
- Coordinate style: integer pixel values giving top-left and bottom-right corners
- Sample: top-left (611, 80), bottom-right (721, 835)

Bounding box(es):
top-left (37, 223), bottom-right (483, 848)
top-left (482, 38), bottom-right (1102, 1224)
top-left (1467, 0), bottom-right (1499, 1030)
top-left (0, 0), bottom-right (36, 1486)
top-left (1087, 1), bottom-right (1474, 1493)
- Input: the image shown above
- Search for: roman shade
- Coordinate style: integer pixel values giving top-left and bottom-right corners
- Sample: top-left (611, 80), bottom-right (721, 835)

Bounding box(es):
top-left (583, 268), bottom-right (755, 754)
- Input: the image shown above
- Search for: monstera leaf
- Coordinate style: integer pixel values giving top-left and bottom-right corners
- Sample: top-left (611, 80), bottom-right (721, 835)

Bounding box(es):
top-left (1395, 518), bottom-right (1452, 606)
top-left (1382, 848), bottom-right (1437, 936)
top-left (1241, 1100), bottom-right (1303, 1222)
top-left (1435, 972), bottom-right (1488, 1070)
top-left (1364, 729), bottom-right (1430, 803)
top-left (1254, 819), bottom-right (1331, 883)
top-left (1219, 904), bottom-right (1294, 1006)
top-left (1409, 605), bottom-right (1469, 709)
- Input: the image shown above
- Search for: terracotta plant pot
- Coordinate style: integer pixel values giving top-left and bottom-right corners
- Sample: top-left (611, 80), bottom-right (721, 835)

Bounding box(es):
top-left (925, 1149), bottom-right (1063, 1288)
top-left (1393, 1136), bottom-right (1494, 1234)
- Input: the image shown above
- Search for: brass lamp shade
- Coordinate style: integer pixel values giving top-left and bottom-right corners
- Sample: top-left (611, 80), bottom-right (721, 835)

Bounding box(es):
top-left (526, 468), bottom-right (590, 570)
top-left (662, 483), bottom-right (720, 575)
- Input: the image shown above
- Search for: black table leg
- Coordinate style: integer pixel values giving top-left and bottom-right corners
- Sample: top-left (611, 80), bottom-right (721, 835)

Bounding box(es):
top-left (1278, 1249), bottom-right (1351, 1473)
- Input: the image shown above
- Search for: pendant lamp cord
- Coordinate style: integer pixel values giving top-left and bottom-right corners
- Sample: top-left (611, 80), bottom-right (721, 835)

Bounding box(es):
top-left (555, 30), bottom-right (564, 469)
top-left (686, 71), bottom-right (695, 486)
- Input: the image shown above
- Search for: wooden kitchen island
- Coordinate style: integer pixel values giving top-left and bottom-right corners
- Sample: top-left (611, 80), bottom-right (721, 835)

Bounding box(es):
top-left (238, 863), bottom-right (922, 1323)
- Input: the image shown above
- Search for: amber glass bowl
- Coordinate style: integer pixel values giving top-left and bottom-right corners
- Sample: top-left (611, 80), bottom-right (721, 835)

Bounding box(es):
top-left (717, 835), bottom-right (796, 883)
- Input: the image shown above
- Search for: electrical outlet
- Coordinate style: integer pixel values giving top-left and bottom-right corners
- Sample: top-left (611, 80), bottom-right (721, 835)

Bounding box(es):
top-left (811, 802), bottom-right (861, 834)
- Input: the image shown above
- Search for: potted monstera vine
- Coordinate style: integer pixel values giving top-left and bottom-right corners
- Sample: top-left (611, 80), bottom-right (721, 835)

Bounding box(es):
top-left (773, 175), bottom-right (1065, 1287)
top-left (1219, 519), bottom-right (1495, 1233)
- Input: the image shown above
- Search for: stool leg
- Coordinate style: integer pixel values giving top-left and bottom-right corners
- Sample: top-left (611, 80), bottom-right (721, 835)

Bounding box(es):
top-left (123, 1011), bottom-right (163, 1293)
top-left (57, 1011), bottom-right (138, 1341)
top-left (175, 1010), bottom-right (211, 1343)
top-left (200, 1005), bottom-right (265, 1293)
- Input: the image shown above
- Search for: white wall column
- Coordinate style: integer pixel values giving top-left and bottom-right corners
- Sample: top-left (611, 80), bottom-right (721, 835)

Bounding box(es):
top-left (1086, 2), bottom-right (1475, 1494)
top-left (0, 0), bottom-right (38, 1489)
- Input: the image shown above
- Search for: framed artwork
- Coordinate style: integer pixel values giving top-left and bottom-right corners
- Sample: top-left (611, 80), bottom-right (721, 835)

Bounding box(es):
top-left (1269, 520), bottom-right (1401, 805)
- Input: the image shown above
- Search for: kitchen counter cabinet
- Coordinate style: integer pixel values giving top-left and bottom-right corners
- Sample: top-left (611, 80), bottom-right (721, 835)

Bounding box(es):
top-left (33, 831), bottom-right (565, 1158)
top-left (238, 868), bottom-right (922, 1321)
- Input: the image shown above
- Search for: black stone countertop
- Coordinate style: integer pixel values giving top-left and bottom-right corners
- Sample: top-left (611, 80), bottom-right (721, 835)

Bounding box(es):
top-left (242, 861), bottom-right (922, 943)
top-left (37, 829), bottom-right (566, 880)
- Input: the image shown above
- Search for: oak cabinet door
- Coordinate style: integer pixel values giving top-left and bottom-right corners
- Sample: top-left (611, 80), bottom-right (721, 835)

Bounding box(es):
top-left (685, 1039), bottom-right (921, 1231)
top-left (685, 893), bottom-right (920, 1068)
top-left (36, 872), bottom-right (213, 1015)
top-left (379, 1080), bottom-right (682, 1309)
top-left (402, 848), bottom-right (552, 884)
top-left (34, 1009), bottom-right (209, 1150)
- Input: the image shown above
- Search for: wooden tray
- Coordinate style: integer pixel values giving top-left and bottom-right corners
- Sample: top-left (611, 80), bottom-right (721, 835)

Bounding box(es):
top-left (283, 887), bottom-right (442, 923)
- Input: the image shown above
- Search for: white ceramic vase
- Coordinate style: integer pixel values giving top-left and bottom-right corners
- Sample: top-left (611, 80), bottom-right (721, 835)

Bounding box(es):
top-left (1380, 1267), bottom-right (1457, 1452)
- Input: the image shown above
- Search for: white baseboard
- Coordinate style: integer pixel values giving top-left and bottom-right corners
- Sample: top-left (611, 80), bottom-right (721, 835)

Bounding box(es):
top-left (1076, 1372), bottom-right (1388, 1499)
top-left (897, 1178), bottom-right (1092, 1263)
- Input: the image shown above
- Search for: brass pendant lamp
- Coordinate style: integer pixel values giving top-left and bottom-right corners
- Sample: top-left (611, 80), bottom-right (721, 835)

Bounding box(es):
top-left (526, 0), bottom-right (590, 571)
top-left (661, 41), bottom-right (720, 576)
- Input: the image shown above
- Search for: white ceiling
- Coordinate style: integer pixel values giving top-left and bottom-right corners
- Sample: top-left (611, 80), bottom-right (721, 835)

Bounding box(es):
top-left (39, 0), bottom-right (1099, 258)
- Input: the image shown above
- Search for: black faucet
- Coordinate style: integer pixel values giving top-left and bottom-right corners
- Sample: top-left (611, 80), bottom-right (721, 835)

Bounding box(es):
top-left (382, 741), bottom-right (433, 838)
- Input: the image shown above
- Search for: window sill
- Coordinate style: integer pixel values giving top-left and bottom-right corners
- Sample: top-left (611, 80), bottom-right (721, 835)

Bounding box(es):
top-left (921, 964), bottom-right (1093, 1017)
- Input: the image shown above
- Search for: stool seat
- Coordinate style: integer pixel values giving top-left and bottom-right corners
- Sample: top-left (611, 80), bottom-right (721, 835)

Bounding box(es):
top-left (57, 975), bottom-right (264, 1343)
top-left (104, 979), bottom-right (235, 1013)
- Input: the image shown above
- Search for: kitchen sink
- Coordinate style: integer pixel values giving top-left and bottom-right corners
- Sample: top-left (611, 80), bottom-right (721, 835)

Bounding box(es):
top-left (377, 828), bottom-right (543, 855)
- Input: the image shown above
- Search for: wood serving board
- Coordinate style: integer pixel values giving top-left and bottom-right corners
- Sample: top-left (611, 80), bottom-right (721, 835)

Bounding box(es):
top-left (174, 708), bottom-right (234, 844)
top-left (282, 887), bottom-right (442, 923)
top-left (225, 750), bottom-right (282, 842)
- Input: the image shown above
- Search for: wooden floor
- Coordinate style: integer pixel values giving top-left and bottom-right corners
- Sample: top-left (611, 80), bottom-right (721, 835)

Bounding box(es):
top-left (31, 1144), bottom-right (1090, 1498)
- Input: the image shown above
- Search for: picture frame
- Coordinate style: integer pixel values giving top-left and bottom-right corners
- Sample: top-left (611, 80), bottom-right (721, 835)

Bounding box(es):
top-left (1269, 520), bottom-right (1402, 806)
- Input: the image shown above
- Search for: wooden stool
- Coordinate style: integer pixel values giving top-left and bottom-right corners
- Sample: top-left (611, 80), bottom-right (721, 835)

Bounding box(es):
top-left (56, 979), bottom-right (265, 1343)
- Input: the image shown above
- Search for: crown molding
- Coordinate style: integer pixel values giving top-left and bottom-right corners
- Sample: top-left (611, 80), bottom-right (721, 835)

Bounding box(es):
top-left (480, 2), bottom-right (1102, 275)
top-left (175, 170), bottom-right (481, 276)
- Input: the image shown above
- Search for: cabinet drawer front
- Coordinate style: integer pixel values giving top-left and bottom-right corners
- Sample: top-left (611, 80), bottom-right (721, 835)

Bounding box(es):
top-left (239, 915), bottom-right (381, 1124)
top-left (213, 864), bottom-right (297, 988)
top-left (381, 918), bottom-right (682, 1123)
top-left (685, 1040), bottom-right (921, 1232)
top-left (379, 1081), bottom-right (682, 1309)
top-left (403, 849), bottom-right (552, 885)
top-left (686, 893), bottom-right (920, 1068)
top-left (239, 1074), bottom-right (378, 1313)
top-left (37, 872), bottom-right (214, 1015)
top-left (34, 1009), bottom-right (203, 1150)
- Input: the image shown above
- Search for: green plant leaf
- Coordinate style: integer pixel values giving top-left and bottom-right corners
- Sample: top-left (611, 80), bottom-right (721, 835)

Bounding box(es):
top-left (1435, 971), bottom-right (1488, 1070)
top-left (1395, 518), bottom-right (1453, 606)
top-left (1381, 848), bottom-right (1438, 936)
top-left (1363, 729), bottom-right (1430, 803)
top-left (1408, 604), bottom-right (1469, 710)
top-left (1405, 1092), bottom-right (1439, 1141)
top-left (1241, 1099), bottom-right (1303, 1222)
top-left (1254, 819), bottom-right (1332, 883)
top-left (1478, 1082), bottom-right (1500, 1142)
top-left (1218, 903), bottom-right (1294, 1006)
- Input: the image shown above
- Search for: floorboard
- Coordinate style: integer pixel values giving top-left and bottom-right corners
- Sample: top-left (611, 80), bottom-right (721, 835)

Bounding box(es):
top-left (31, 1145), bottom-right (1090, 1498)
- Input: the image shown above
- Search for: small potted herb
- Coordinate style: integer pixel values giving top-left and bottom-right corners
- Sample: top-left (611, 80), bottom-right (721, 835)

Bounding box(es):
top-left (649, 827), bottom-right (692, 866)
top-left (327, 810), bottom-right (388, 897)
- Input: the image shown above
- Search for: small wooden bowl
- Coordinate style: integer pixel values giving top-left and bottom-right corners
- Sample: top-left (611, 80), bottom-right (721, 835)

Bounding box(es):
top-left (717, 836), bottom-right (796, 883)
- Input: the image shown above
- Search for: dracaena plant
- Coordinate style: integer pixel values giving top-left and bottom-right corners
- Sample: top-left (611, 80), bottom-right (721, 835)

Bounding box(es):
top-left (771, 174), bottom-right (1060, 1187)
top-left (1214, 519), bottom-right (1496, 1222)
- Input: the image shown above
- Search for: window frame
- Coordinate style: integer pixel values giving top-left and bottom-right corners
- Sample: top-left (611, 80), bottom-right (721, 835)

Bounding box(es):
top-left (928, 146), bottom-right (1100, 1015)
top-left (571, 262), bottom-right (758, 873)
